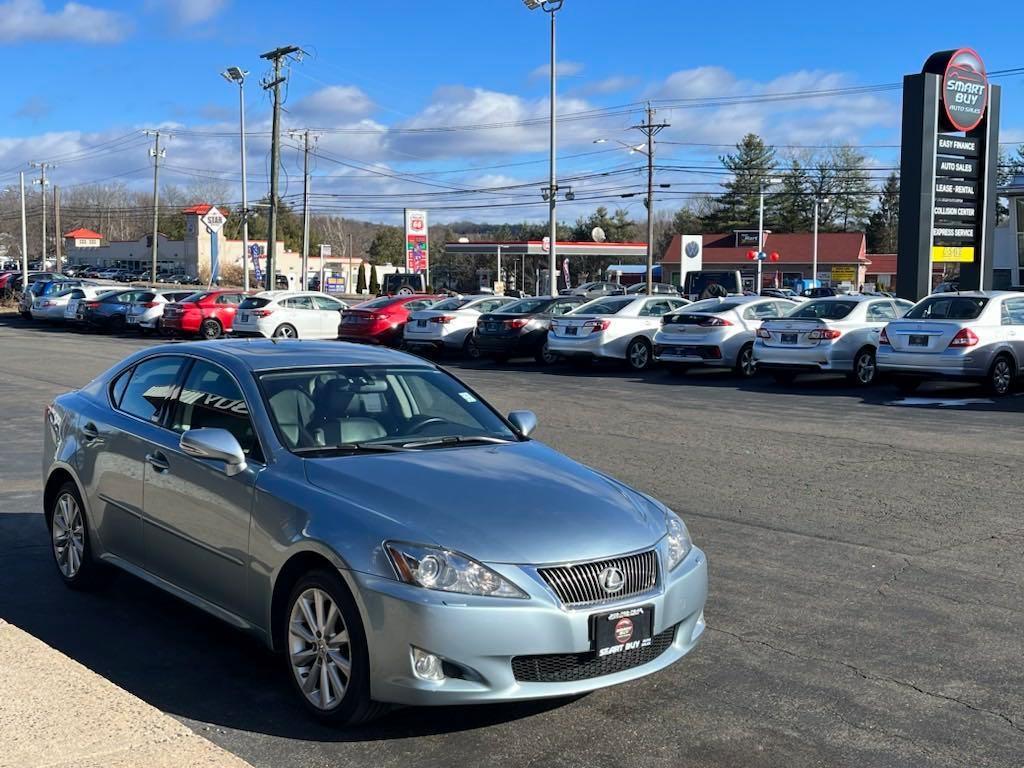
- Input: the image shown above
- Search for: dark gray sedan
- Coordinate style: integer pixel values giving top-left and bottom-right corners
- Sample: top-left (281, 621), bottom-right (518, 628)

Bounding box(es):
top-left (42, 341), bottom-right (707, 724)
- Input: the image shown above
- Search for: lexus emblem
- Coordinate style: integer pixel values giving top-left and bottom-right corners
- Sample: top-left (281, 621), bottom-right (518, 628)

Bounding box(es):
top-left (598, 566), bottom-right (625, 594)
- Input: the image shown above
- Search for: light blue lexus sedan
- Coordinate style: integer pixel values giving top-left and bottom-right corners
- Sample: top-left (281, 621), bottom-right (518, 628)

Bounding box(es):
top-left (42, 340), bottom-right (707, 724)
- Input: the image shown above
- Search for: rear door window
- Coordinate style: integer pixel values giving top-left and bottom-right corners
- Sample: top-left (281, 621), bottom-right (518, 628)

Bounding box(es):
top-left (866, 302), bottom-right (897, 321)
top-left (117, 356), bottom-right (187, 423)
top-left (313, 296), bottom-right (344, 311)
top-left (1002, 298), bottom-right (1024, 325)
top-left (904, 296), bottom-right (988, 320)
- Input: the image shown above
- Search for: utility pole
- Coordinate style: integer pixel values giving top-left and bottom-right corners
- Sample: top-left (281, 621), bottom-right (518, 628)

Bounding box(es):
top-left (631, 103), bottom-right (669, 295)
top-left (30, 161), bottom-right (53, 264)
top-left (144, 130), bottom-right (166, 281)
top-left (53, 186), bottom-right (61, 273)
top-left (290, 129), bottom-right (317, 289)
top-left (261, 45), bottom-right (301, 290)
top-left (19, 172), bottom-right (28, 288)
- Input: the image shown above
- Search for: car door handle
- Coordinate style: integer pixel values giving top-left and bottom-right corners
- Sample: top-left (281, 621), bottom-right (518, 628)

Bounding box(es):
top-left (145, 452), bottom-right (170, 473)
top-left (81, 422), bottom-right (101, 443)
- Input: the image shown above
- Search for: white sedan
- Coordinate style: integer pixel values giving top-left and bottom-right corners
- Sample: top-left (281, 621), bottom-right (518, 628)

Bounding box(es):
top-left (653, 296), bottom-right (798, 377)
top-left (403, 295), bottom-right (518, 357)
top-left (547, 295), bottom-right (689, 370)
top-left (231, 291), bottom-right (348, 339)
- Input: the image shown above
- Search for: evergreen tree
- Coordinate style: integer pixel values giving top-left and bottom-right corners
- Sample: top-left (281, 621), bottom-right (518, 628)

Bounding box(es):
top-left (828, 145), bottom-right (874, 231)
top-left (706, 134), bottom-right (778, 232)
top-left (367, 226), bottom-right (405, 265)
top-left (368, 265), bottom-right (380, 295)
top-left (866, 172), bottom-right (900, 253)
top-left (355, 262), bottom-right (367, 293)
top-left (775, 158), bottom-right (812, 233)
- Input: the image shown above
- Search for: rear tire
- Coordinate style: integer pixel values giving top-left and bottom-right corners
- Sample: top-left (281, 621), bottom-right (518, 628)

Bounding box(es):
top-left (108, 315), bottom-right (126, 334)
top-left (626, 338), bottom-right (653, 371)
top-left (849, 347), bottom-right (877, 387)
top-left (201, 318), bottom-right (224, 340)
top-left (987, 355), bottom-right (1014, 397)
top-left (282, 569), bottom-right (387, 726)
top-left (272, 323), bottom-right (297, 339)
top-left (535, 340), bottom-right (559, 366)
top-left (48, 481), bottom-right (112, 592)
top-left (734, 343), bottom-right (756, 378)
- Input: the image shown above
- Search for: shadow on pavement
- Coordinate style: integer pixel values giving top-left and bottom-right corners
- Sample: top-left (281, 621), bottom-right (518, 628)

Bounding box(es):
top-left (0, 511), bottom-right (575, 743)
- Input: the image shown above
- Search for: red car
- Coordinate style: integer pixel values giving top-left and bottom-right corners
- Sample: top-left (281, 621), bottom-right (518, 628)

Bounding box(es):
top-left (338, 294), bottom-right (443, 346)
top-left (161, 289), bottom-right (248, 339)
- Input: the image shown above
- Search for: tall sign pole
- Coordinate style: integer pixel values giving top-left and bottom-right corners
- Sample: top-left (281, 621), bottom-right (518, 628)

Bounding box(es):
top-left (897, 48), bottom-right (998, 299)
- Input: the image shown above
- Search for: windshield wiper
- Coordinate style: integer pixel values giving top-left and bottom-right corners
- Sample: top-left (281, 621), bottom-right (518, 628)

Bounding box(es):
top-left (294, 442), bottom-right (412, 456)
top-left (400, 435), bottom-right (513, 449)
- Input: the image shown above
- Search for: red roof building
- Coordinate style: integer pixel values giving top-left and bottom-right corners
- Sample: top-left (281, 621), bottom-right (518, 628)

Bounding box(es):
top-left (63, 227), bottom-right (104, 240)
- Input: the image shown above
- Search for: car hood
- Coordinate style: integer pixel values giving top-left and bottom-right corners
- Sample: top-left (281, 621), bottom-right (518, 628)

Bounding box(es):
top-left (303, 440), bottom-right (667, 565)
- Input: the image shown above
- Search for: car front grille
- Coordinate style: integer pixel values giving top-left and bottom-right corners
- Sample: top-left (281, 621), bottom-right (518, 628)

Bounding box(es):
top-left (511, 624), bottom-right (677, 683)
top-left (538, 549), bottom-right (658, 608)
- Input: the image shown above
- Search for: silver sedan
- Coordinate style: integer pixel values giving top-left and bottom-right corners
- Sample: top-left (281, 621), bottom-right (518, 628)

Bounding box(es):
top-left (878, 291), bottom-right (1024, 396)
top-left (43, 340), bottom-right (707, 724)
top-left (754, 295), bottom-right (913, 386)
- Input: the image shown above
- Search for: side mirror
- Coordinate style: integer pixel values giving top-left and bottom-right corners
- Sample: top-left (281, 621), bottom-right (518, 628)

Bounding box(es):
top-left (180, 428), bottom-right (247, 476)
top-left (507, 410), bottom-right (538, 438)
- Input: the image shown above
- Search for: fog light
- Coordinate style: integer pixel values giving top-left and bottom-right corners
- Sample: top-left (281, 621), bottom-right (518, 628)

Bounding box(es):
top-left (412, 647), bottom-right (445, 682)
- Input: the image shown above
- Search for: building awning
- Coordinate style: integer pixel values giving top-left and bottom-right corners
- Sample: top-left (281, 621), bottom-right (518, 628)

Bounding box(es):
top-left (445, 241), bottom-right (648, 258)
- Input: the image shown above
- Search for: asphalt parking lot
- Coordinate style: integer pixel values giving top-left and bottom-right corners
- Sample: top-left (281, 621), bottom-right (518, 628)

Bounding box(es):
top-left (1, 315), bottom-right (1022, 768)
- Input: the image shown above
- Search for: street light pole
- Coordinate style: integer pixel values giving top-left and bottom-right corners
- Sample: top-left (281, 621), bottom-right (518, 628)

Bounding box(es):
top-left (757, 177), bottom-right (782, 293)
top-left (222, 67), bottom-right (250, 291)
top-left (524, 0), bottom-right (564, 297)
top-left (812, 197), bottom-right (828, 288)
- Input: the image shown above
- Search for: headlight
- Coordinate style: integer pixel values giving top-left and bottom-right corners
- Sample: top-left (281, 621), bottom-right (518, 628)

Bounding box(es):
top-left (385, 542), bottom-right (528, 599)
top-left (665, 512), bottom-right (692, 571)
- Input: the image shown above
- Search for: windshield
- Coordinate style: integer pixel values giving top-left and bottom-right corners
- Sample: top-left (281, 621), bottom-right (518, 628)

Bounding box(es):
top-left (573, 297), bottom-right (634, 315)
top-left (789, 300), bottom-right (858, 320)
top-left (430, 298), bottom-right (471, 311)
top-left (260, 366), bottom-right (518, 453)
top-left (497, 298), bottom-right (549, 314)
top-left (904, 296), bottom-right (988, 320)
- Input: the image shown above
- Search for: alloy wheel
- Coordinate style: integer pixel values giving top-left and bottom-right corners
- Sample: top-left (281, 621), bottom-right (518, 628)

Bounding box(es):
top-left (274, 324), bottom-right (296, 339)
top-left (855, 351), bottom-right (876, 385)
top-left (288, 588), bottom-right (352, 711)
top-left (628, 340), bottom-right (650, 370)
top-left (991, 358), bottom-right (1012, 396)
top-left (52, 492), bottom-right (85, 579)
top-left (541, 341), bottom-right (558, 365)
top-left (737, 345), bottom-right (756, 377)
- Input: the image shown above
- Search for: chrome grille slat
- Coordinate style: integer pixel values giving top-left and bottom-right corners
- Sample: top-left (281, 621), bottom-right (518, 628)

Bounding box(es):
top-left (538, 550), bottom-right (659, 608)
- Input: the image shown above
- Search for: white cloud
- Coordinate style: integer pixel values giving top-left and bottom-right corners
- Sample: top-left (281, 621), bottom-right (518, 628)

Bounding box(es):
top-left (0, 0), bottom-right (130, 43)
top-left (292, 85), bottom-right (376, 121)
top-left (530, 60), bottom-right (584, 79)
top-left (149, 0), bottom-right (228, 25)
top-left (577, 75), bottom-right (639, 96)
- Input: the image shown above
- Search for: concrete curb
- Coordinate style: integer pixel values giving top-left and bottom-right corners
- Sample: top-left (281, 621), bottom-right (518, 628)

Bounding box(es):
top-left (0, 619), bottom-right (253, 768)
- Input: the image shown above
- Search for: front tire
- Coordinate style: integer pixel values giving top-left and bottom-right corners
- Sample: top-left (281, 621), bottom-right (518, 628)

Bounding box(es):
top-left (626, 338), bottom-right (652, 371)
top-left (463, 335), bottom-right (480, 360)
top-left (283, 570), bottom-right (384, 725)
top-left (987, 355), bottom-right (1014, 397)
top-left (49, 482), bottom-right (110, 591)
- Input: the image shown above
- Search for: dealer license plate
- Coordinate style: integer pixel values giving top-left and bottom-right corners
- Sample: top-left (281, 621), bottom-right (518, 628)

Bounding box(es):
top-left (126, 316), bottom-right (138, 325)
top-left (566, 326), bottom-right (577, 336)
top-left (592, 605), bottom-right (653, 658)
top-left (781, 333), bottom-right (797, 344)
top-left (417, 319), bottom-right (427, 327)
top-left (909, 335), bottom-right (928, 347)
top-left (239, 312), bottom-right (249, 323)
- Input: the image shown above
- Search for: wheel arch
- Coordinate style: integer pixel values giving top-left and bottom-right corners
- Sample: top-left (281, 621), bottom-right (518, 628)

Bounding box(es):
top-left (43, 465), bottom-right (88, 528)
top-left (268, 547), bottom-right (362, 653)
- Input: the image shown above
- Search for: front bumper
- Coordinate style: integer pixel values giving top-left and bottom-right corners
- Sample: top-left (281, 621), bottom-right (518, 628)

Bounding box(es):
top-left (352, 546), bottom-right (708, 706)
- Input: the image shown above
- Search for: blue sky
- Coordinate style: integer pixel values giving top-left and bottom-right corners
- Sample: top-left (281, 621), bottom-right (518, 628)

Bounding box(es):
top-left (0, 0), bottom-right (1021, 224)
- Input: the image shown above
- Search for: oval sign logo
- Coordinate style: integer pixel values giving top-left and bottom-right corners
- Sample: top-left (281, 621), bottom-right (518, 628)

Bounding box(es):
top-left (939, 48), bottom-right (988, 132)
